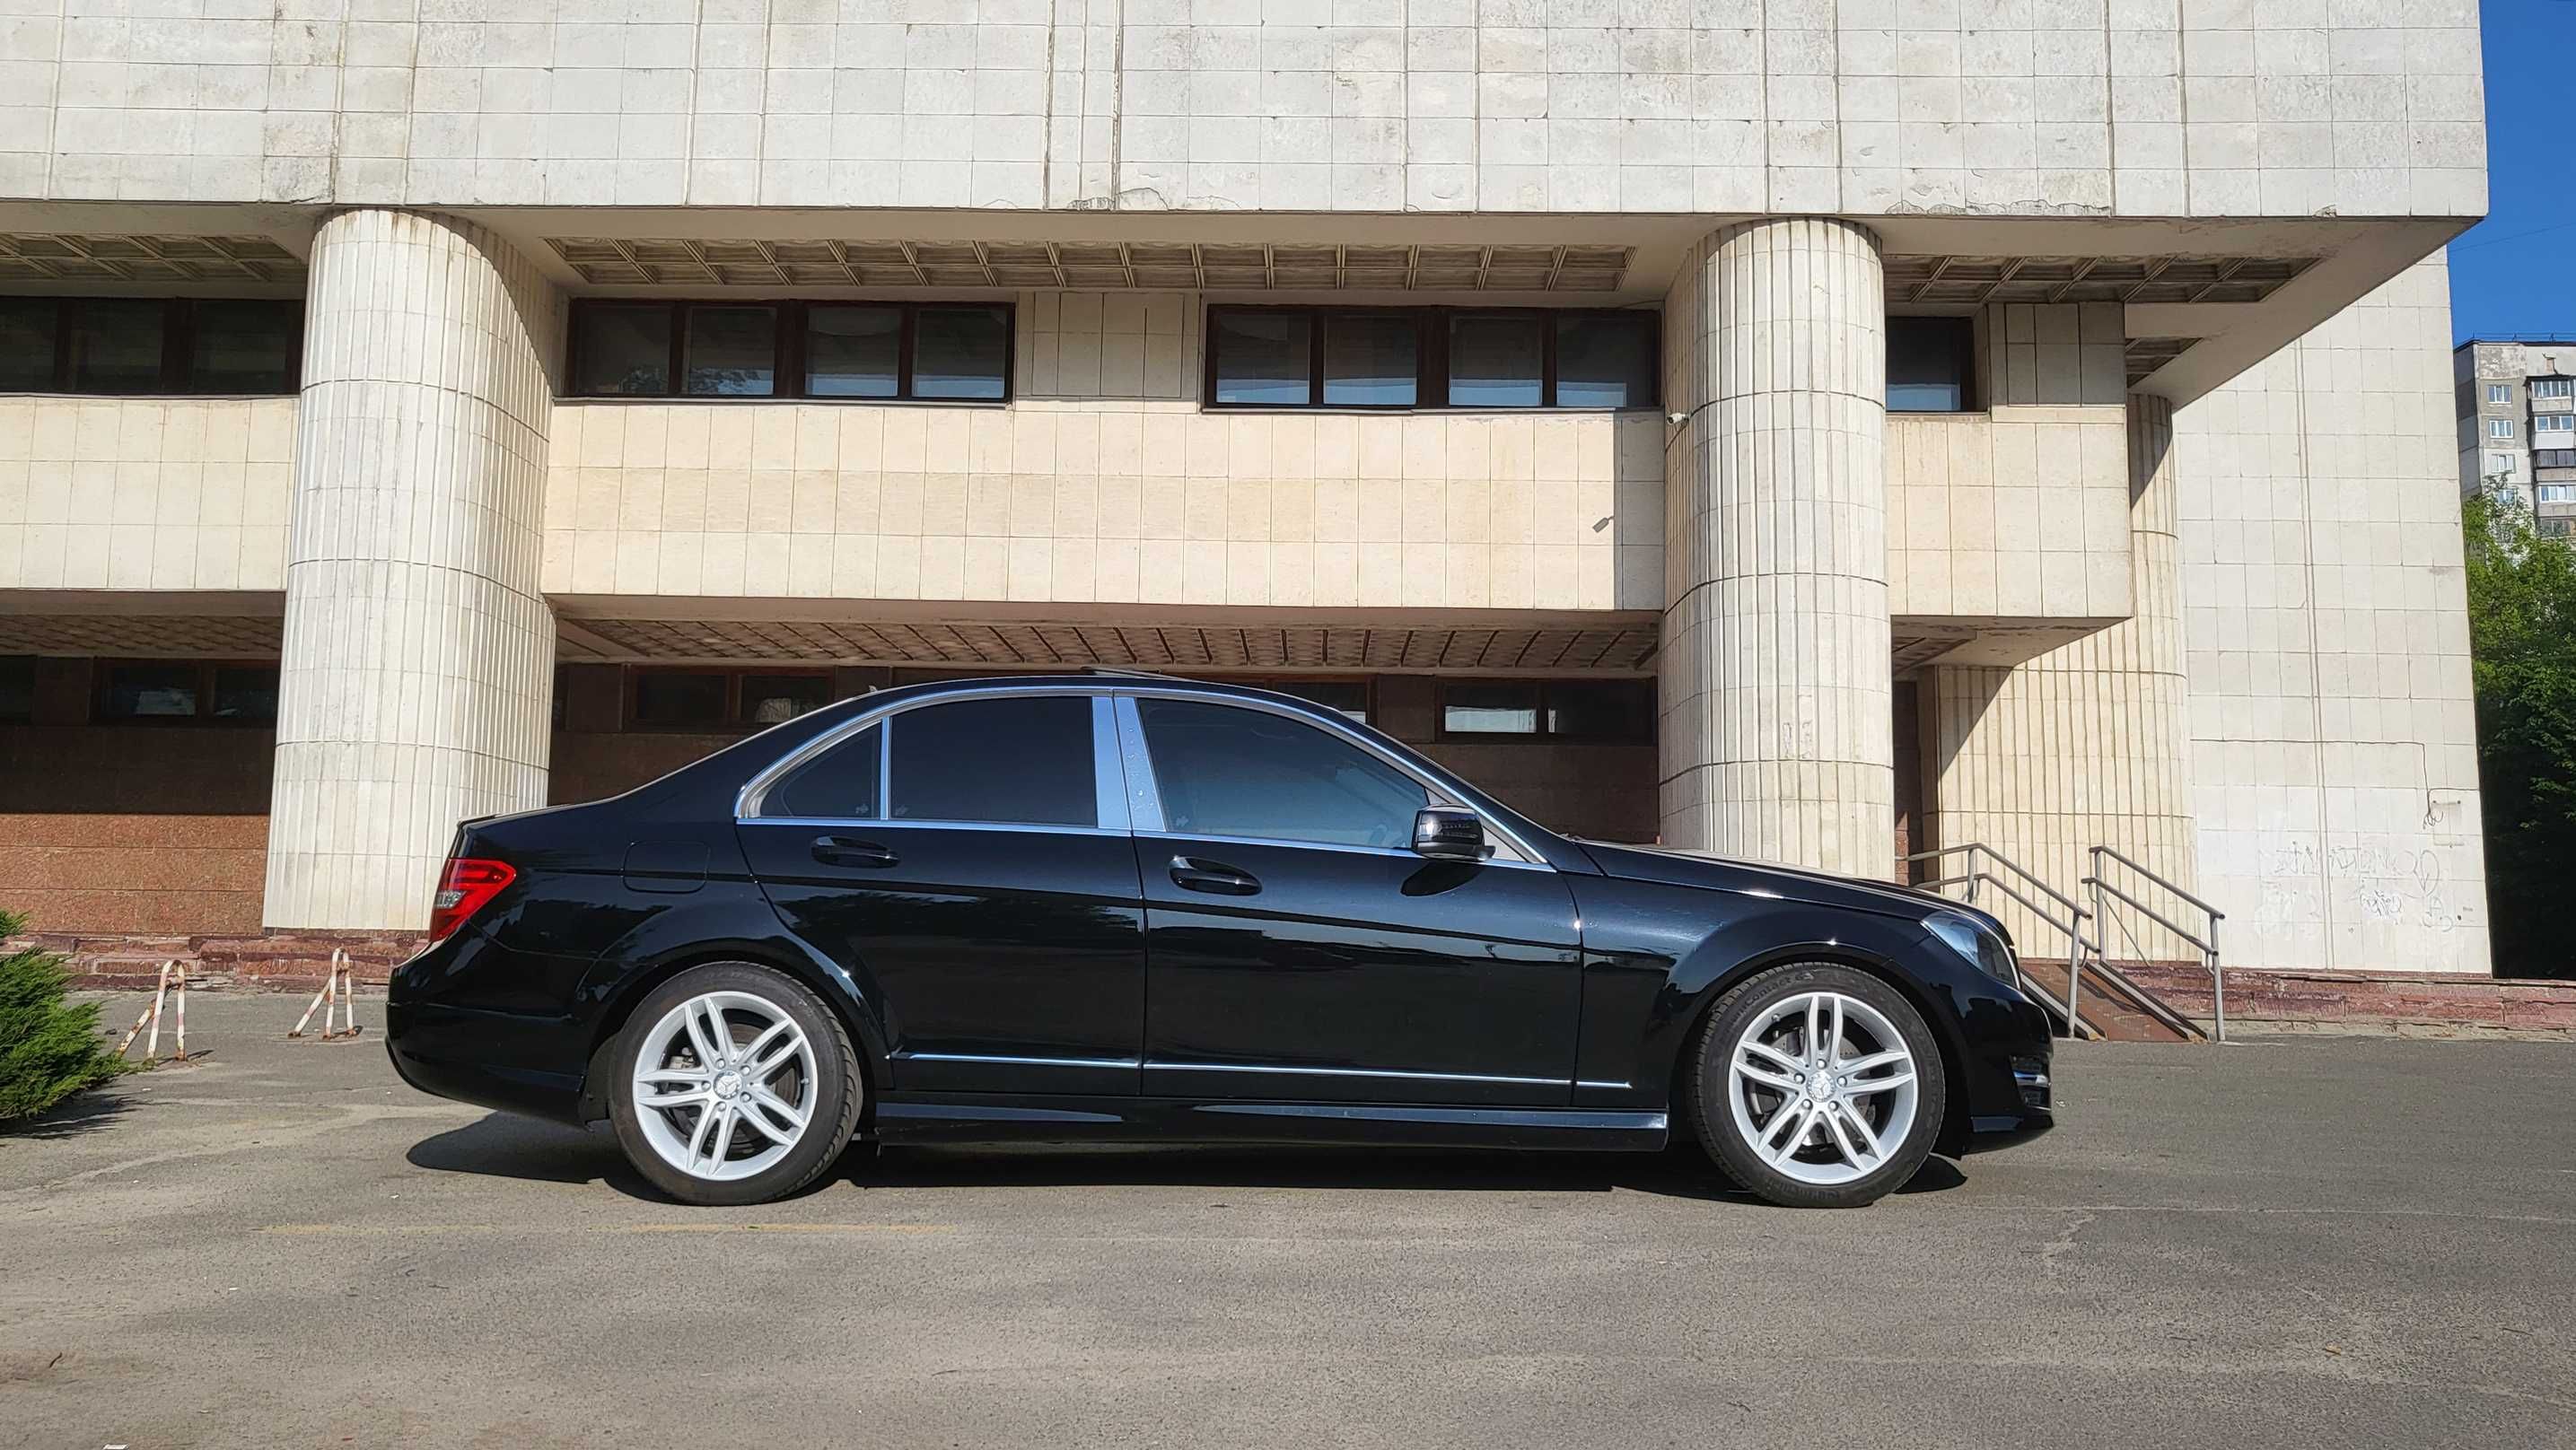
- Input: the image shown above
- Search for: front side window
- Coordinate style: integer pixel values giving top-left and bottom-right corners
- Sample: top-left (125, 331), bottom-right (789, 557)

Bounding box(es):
top-left (2536, 414), bottom-right (2573, 436)
top-left (1208, 306), bottom-right (1659, 411)
top-left (2491, 452), bottom-right (2520, 476)
top-left (567, 301), bottom-right (1012, 402)
top-left (2534, 378), bottom-right (2573, 400)
top-left (2491, 417), bottom-right (2516, 440)
top-left (764, 723), bottom-right (882, 819)
top-left (889, 694), bottom-right (1095, 827)
top-left (1138, 698), bottom-right (1429, 850)
top-left (2488, 383), bottom-right (2511, 404)
top-left (1888, 316), bottom-right (1977, 413)
top-left (2538, 484), bottom-right (2576, 503)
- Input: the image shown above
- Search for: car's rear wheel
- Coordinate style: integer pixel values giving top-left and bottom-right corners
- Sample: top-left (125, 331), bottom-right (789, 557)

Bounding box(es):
top-left (1687, 963), bottom-right (1945, 1209)
top-left (608, 963), bottom-right (862, 1206)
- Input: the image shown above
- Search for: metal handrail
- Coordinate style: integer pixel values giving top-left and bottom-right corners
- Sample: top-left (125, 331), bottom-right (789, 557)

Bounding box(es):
top-left (2083, 845), bottom-right (2227, 1043)
top-left (1902, 843), bottom-right (2098, 1039)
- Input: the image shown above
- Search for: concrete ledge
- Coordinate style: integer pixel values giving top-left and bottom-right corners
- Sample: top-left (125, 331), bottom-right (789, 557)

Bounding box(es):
top-left (2119, 962), bottom-right (2576, 1039)
top-left (12, 930), bottom-right (425, 993)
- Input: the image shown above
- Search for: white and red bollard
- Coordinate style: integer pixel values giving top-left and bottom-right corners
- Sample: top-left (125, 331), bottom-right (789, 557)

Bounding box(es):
top-left (115, 961), bottom-right (190, 1064)
top-left (289, 948), bottom-right (362, 1041)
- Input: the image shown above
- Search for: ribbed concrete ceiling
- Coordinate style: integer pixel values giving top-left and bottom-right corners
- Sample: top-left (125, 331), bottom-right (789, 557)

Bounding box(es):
top-left (558, 616), bottom-right (1659, 672)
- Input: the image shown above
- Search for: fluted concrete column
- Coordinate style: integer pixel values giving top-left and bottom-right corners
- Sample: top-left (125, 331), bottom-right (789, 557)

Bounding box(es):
top-left (263, 211), bottom-right (560, 930)
top-left (1924, 395), bottom-right (2199, 952)
top-left (1660, 218), bottom-right (1892, 877)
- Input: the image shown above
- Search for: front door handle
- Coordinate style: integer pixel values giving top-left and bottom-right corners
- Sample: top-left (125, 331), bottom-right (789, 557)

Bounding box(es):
top-left (1170, 855), bottom-right (1260, 895)
top-left (812, 835), bottom-right (899, 869)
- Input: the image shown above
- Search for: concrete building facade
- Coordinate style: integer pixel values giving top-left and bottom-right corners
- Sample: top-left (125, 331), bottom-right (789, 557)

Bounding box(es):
top-left (0, 0), bottom-right (2496, 983)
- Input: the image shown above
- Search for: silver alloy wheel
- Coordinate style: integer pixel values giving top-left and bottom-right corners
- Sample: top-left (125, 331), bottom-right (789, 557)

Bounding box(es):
top-left (629, 990), bottom-right (818, 1182)
top-left (1725, 991), bottom-right (1920, 1187)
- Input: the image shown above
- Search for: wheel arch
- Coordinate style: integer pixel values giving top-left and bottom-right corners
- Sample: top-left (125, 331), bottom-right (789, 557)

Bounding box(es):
top-left (573, 923), bottom-right (890, 1129)
top-left (1664, 944), bottom-right (1974, 1159)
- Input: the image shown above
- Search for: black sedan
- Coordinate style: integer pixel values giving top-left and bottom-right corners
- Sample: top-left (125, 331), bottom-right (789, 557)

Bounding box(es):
top-left (388, 673), bottom-right (2053, 1209)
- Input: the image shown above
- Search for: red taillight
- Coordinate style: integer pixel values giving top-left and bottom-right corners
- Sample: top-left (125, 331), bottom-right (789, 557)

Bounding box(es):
top-left (427, 858), bottom-right (515, 944)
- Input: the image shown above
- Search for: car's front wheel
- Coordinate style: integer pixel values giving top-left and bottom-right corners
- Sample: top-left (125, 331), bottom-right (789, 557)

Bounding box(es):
top-left (1687, 963), bottom-right (1946, 1209)
top-left (608, 963), bottom-right (863, 1206)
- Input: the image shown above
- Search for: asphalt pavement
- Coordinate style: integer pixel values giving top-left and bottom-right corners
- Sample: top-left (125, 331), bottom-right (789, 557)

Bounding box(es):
top-left (4, 991), bottom-right (2572, 1449)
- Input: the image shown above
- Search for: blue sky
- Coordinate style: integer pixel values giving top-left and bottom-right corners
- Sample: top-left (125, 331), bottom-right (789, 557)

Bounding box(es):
top-left (2449, 0), bottom-right (2576, 341)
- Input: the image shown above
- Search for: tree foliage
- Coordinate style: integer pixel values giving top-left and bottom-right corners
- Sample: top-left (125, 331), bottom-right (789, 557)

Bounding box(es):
top-left (0, 911), bottom-right (128, 1122)
top-left (2462, 487), bottom-right (2576, 979)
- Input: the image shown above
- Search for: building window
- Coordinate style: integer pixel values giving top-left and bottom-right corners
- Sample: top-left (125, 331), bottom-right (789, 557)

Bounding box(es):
top-left (2488, 383), bottom-right (2512, 404)
top-left (2536, 450), bottom-right (2576, 469)
top-left (2541, 518), bottom-right (2572, 541)
top-left (1436, 678), bottom-right (1654, 742)
top-left (1205, 306), bottom-right (1659, 411)
top-left (2538, 484), bottom-right (2576, 504)
top-left (2536, 414), bottom-right (2574, 437)
top-left (0, 297), bottom-right (302, 396)
top-left (1887, 316), bottom-right (1978, 413)
top-left (566, 300), bottom-right (1013, 403)
top-left (1219, 677), bottom-right (1371, 723)
top-left (94, 660), bottom-right (279, 725)
top-left (625, 667), bottom-right (833, 730)
top-left (2534, 378), bottom-right (2574, 400)
top-left (2490, 417), bottom-right (2517, 440)
top-left (0, 655), bottom-right (31, 724)
top-left (2491, 452), bottom-right (2521, 476)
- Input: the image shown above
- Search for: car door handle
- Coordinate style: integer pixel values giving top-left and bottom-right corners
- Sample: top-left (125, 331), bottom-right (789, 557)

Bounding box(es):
top-left (1169, 855), bottom-right (1260, 895)
top-left (811, 835), bottom-right (899, 869)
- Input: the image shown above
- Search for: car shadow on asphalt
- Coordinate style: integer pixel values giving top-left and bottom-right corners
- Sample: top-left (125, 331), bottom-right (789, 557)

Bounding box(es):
top-left (405, 1112), bottom-right (1967, 1205)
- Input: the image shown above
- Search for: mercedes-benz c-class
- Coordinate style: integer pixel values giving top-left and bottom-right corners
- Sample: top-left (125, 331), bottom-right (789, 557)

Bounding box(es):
top-left (388, 674), bottom-right (2053, 1209)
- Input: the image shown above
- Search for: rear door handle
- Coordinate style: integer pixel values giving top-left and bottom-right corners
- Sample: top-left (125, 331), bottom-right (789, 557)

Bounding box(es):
top-left (1169, 855), bottom-right (1260, 895)
top-left (812, 834), bottom-right (899, 869)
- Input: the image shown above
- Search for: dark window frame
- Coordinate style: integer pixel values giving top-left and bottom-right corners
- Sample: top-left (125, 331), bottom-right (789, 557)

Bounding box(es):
top-left (0, 296), bottom-right (303, 396)
top-left (621, 666), bottom-right (836, 732)
top-left (565, 298), bottom-right (1015, 404)
top-left (1886, 313), bottom-right (1980, 415)
top-left (1204, 304), bottom-right (1661, 412)
top-left (91, 658), bottom-right (282, 727)
top-left (1433, 677), bottom-right (1656, 744)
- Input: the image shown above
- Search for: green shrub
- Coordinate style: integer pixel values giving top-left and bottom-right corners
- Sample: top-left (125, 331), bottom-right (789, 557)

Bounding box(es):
top-left (0, 911), bottom-right (127, 1122)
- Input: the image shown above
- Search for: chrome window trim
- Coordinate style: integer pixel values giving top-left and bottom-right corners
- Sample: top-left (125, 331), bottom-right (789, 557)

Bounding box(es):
top-left (734, 681), bottom-right (1555, 872)
top-left (1114, 687), bottom-right (1551, 869)
top-left (1139, 828), bottom-right (1554, 871)
top-left (1142, 1060), bottom-right (1566, 1088)
top-left (740, 816), bottom-right (1126, 840)
top-left (735, 683), bottom-right (1109, 823)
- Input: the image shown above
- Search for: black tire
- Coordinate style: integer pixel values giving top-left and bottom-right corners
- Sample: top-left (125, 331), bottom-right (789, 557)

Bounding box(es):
top-left (1686, 962), bottom-right (1946, 1210)
top-left (607, 962), bottom-right (863, 1207)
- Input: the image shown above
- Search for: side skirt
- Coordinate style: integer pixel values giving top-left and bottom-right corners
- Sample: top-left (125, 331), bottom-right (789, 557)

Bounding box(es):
top-left (870, 1095), bottom-right (1669, 1151)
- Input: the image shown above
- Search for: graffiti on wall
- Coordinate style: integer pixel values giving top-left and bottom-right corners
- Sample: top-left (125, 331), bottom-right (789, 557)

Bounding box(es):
top-left (2251, 837), bottom-right (2469, 941)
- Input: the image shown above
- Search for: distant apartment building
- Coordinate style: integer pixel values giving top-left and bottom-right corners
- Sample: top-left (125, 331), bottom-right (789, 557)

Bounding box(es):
top-left (2458, 338), bottom-right (2576, 535)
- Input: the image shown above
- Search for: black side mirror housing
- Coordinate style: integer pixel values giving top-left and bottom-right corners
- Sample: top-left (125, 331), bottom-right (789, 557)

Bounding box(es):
top-left (1412, 807), bottom-right (1487, 861)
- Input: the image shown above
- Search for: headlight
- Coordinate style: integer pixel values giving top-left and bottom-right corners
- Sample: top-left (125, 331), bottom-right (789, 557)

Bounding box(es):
top-left (1924, 910), bottom-right (2019, 984)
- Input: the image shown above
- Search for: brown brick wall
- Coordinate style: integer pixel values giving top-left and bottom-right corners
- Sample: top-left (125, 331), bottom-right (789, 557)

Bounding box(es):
top-left (0, 722), bottom-right (274, 935)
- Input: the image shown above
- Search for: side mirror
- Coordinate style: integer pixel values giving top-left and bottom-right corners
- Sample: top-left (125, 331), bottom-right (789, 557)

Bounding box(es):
top-left (1411, 807), bottom-right (1487, 861)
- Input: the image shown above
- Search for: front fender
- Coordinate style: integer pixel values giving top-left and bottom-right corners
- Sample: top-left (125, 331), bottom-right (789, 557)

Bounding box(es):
top-left (1568, 875), bottom-right (2002, 1140)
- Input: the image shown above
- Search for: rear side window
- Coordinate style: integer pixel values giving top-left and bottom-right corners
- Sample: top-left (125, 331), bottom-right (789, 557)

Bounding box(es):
top-left (1137, 700), bottom-right (1428, 849)
top-left (764, 724), bottom-right (881, 819)
top-left (889, 696), bottom-right (1096, 827)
